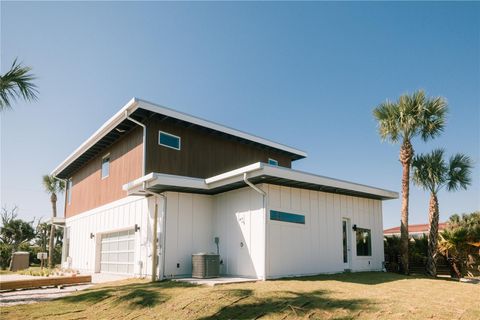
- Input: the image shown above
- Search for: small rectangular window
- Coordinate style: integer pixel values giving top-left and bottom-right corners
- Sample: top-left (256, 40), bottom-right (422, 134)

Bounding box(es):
top-left (268, 158), bottom-right (278, 166)
top-left (356, 228), bottom-right (372, 256)
top-left (67, 179), bottom-right (73, 205)
top-left (101, 154), bottom-right (110, 179)
top-left (270, 210), bottom-right (305, 224)
top-left (159, 131), bottom-right (181, 150)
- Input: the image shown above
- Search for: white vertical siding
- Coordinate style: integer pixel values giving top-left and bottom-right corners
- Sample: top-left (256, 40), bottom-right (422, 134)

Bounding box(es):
top-left (213, 187), bottom-right (265, 278)
top-left (163, 192), bottom-right (214, 277)
top-left (265, 184), bottom-right (384, 278)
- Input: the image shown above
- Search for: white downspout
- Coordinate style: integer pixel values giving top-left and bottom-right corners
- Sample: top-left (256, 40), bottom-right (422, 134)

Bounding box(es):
top-left (243, 173), bottom-right (268, 281)
top-left (125, 112), bottom-right (146, 176)
top-left (144, 189), bottom-right (167, 282)
top-left (53, 176), bottom-right (68, 264)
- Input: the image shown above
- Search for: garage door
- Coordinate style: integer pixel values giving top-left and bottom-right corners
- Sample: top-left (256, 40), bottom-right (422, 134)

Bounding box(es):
top-left (100, 229), bottom-right (135, 274)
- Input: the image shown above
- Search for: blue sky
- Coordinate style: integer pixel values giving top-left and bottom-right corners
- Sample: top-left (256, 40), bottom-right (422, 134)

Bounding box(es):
top-left (1, 2), bottom-right (479, 228)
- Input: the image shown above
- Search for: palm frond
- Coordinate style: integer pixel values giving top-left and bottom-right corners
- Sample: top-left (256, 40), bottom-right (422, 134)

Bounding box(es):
top-left (373, 100), bottom-right (400, 142)
top-left (421, 96), bottom-right (448, 141)
top-left (42, 175), bottom-right (65, 195)
top-left (0, 58), bottom-right (38, 110)
top-left (412, 148), bottom-right (447, 193)
top-left (446, 153), bottom-right (473, 191)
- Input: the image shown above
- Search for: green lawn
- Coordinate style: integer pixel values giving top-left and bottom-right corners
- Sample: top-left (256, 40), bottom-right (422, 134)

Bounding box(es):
top-left (3, 272), bottom-right (479, 319)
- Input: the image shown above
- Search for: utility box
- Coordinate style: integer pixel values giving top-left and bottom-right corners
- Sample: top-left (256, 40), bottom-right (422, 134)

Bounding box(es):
top-left (192, 253), bottom-right (219, 278)
top-left (10, 251), bottom-right (29, 272)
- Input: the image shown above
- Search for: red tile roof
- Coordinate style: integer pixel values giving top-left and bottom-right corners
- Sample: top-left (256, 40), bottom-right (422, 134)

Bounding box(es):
top-left (384, 222), bottom-right (448, 234)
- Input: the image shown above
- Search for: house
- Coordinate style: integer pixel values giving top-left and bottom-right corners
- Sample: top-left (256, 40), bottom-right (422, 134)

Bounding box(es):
top-left (52, 98), bottom-right (398, 280)
top-left (384, 222), bottom-right (448, 239)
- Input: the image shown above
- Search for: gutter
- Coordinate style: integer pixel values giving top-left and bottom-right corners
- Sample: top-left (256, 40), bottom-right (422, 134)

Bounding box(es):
top-left (243, 173), bottom-right (268, 281)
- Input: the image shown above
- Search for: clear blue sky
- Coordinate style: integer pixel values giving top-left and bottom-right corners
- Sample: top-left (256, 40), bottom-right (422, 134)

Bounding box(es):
top-left (1, 2), bottom-right (479, 228)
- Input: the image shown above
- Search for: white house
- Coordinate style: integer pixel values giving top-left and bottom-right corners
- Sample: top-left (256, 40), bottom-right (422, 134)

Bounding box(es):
top-left (52, 98), bottom-right (398, 280)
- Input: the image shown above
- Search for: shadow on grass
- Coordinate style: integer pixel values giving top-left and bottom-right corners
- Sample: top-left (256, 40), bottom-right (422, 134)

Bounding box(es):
top-left (198, 288), bottom-right (370, 320)
top-left (59, 279), bottom-right (196, 308)
top-left (276, 271), bottom-right (411, 285)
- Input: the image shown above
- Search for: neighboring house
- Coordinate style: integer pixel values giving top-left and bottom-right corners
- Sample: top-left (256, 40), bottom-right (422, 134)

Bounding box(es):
top-left (384, 223), bottom-right (448, 239)
top-left (52, 98), bottom-right (398, 280)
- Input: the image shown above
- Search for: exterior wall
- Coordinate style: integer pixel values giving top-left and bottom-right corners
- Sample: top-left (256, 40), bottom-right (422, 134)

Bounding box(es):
top-left (212, 187), bottom-right (265, 278)
top-left (163, 192), bottom-right (215, 277)
top-left (265, 184), bottom-right (384, 278)
top-left (66, 127), bottom-right (143, 217)
top-left (64, 195), bottom-right (157, 277)
top-left (145, 117), bottom-right (292, 178)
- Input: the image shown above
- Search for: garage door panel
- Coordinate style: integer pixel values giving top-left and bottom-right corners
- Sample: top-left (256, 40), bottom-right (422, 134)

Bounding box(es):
top-left (100, 229), bottom-right (135, 274)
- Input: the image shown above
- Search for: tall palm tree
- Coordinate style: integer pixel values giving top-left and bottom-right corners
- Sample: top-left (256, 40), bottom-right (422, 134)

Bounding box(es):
top-left (42, 175), bottom-right (65, 268)
top-left (412, 149), bottom-right (472, 277)
top-left (0, 58), bottom-right (37, 110)
top-left (373, 90), bottom-right (447, 274)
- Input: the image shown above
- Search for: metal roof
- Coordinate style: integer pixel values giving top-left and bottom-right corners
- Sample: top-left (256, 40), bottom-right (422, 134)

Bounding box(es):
top-left (52, 98), bottom-right (307, 179)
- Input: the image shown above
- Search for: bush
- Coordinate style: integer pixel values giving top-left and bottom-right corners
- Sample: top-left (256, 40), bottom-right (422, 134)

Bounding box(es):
top-left (0, 243), bottom-right (13, 269)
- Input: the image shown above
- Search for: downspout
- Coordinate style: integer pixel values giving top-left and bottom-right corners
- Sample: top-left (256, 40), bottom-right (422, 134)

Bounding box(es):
top-left (125, 111), bottom-right (146, 176)
top-left (144, 189), bottom-right (167, 282)
top-left (243, 173), bottom-right (268, 281)
top-left (53, 176), bottom-right (68, 264)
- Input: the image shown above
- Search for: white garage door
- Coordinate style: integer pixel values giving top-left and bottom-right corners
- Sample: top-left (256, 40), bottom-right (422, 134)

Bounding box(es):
top-left (100, 229), bottom-right (135, 274)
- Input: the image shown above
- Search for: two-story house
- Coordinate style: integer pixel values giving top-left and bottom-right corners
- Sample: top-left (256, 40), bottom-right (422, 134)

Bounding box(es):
top-left (51, 98), bottom-right (398, 280)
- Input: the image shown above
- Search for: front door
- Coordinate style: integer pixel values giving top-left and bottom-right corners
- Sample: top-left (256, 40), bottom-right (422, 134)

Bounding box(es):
top-left (342, 218), bottom-right (352, 269)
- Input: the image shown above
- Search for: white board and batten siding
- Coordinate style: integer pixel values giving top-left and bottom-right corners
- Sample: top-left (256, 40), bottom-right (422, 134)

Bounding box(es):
top-left (65, 195), bottom-right (159, 277)
top-left (265, 184), bottom-right (384, 278)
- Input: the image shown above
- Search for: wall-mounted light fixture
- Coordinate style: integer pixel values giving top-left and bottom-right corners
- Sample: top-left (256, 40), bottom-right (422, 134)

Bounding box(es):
top-left (352, 224), bottom-right (357, 231)
top-left (90, 233), bottom-right (95, 239)
top-left (135, 224), bottom-right (140, 232)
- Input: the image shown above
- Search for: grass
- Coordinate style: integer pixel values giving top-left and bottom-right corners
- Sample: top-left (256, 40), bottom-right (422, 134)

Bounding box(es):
top-left (2, 272), bottom-right (479, 319)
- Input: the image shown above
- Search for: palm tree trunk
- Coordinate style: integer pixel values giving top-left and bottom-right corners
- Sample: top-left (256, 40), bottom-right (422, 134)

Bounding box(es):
top-left (426, 193), bottom-right (439, 277)
top-left (399, 140), bottom-right (413, 275)
top-left (48, 193), bottom-right (57, 268)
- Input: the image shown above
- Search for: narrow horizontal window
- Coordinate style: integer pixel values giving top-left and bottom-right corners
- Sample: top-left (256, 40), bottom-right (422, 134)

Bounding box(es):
top-left (268, 158), bottom-right (278, 166)
top-left (159, 131), bottom-right (181, 150)
top-left (356, 228), bottom-right (372, 256)
top-left (270, 210), bottom-right (305, 224)
top-left (101, 154), bottom-right (110, 179)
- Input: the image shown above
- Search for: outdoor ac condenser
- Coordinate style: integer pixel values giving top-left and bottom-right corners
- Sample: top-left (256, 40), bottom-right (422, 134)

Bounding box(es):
top-left (192, 253), bottom-right (220, 278)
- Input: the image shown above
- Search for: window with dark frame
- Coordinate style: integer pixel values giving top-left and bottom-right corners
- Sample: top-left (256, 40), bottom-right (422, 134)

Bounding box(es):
top-left (356, 227), bottom-right (372, 256)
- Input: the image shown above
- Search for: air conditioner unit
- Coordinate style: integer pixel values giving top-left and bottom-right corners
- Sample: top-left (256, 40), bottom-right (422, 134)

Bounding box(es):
top-left (192, 253), bottom-right (220, 278)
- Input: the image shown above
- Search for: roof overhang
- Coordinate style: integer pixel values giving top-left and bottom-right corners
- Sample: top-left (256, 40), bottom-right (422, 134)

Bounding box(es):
top-left (51, 98), bottom-right (307, 179)
top-left (123, 163), bottom-right (398, 200)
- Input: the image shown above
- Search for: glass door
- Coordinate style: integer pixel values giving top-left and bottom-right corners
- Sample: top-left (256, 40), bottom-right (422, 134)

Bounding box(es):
top-left (342, 218), bottom-right (351, 269)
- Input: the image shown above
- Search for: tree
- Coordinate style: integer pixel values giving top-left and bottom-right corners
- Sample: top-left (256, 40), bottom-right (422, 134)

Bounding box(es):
top-left (373, 90), bottom-right (447, 274)
top-left (42, 175), bottom-right (65, 268)
top-left (438, 212), bottom-right (480, 279)
top-left (0, 206), bottom-right (36, 269)
top-left (0, 58), bottom-right (37, 110)
top-left (412, 149), bottom-right (472, 276)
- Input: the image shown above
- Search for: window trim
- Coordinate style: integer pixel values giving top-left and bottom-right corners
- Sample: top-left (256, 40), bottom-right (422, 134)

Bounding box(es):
top-left (101, 153), bottom-right (110, 179)
top-left (158, 131), bottom-right (181, 150)
top-left (268, 158), bottom-right (278, 166)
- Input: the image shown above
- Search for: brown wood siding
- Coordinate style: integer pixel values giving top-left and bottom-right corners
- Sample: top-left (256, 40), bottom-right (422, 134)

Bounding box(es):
top-left (145, 117), bottom-right (292, 178)
top-left (65, 127), bottom-right (143, 217)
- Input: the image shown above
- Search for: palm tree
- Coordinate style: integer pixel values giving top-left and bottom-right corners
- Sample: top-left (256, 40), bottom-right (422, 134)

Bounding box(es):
top-left (42, 175), bottom-right (65, 268)
top-left (0, 58), bottom-right (37, 110)
top-left (412, 150), bottom-right (472, 276)
top-left (373, 90), bottom-right (447, 274)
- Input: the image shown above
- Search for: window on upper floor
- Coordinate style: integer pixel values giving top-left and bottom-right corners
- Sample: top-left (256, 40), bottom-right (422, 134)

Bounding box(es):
top-left (101, 154), bottom-right (110, 179)
top-left (356, 227), bottom-right (372, 256)
top-left (67, 179), bottom-right (73, 205)
top-left (268, 158), bottom-right (278, 166)
top-left (159, 131), bottom-right (181, 150)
